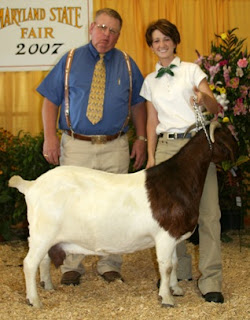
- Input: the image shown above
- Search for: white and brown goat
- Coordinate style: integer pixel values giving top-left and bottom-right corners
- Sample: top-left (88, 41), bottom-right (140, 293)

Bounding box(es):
top-left (9, 123), bottom-right (238, 308)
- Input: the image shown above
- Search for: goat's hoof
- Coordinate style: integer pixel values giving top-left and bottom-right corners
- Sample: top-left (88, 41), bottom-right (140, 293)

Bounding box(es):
top-left (26, 298), bottom-right (42, 308)
top-left (40, 281), bottom-right (54, 290)
top-left (159, 294), bottom-right (175, 307)
top-left (162, 303), bottom-right (174, 308)
top-left (26, 298), bottom-right (32, 306)
top-left (172, 286), bottom-right (184, 296)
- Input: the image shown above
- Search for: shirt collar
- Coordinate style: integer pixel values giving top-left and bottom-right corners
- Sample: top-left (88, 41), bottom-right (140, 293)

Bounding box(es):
top-left (88, 42), bottom-right (115, 61)
top-left (155, 56), bottom-right (181, 72)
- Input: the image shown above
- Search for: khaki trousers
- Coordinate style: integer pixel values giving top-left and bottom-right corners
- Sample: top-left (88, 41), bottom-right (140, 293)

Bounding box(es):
top-left (59, 133), bottom-right (130, 275)
top-left (155, 136), bottom-right (222, 295)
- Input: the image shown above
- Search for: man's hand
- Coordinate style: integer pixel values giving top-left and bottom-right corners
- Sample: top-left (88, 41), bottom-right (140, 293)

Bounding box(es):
top-left (43, 135), bottom-right (60, 165)
top-left (130, 139), bottom-right (147, 170)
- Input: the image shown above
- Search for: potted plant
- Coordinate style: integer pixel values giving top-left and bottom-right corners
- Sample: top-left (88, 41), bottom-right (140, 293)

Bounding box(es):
top-left (195, 28), bottom-right (249, 231)
top-left (0, 128), bottom-right (55, 240)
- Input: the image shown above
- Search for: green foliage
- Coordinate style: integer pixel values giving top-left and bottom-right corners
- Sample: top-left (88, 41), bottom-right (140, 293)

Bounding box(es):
top-left (0, 128), bottom-right (55, 240)
top-left (217, 164), bottom-right (248, 212)
top-left (212, 28), bottom-right (247, 62)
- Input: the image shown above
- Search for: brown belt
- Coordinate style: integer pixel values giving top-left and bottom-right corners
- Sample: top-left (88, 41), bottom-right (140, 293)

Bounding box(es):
top-left (64, 130), bottom-right (125, 144)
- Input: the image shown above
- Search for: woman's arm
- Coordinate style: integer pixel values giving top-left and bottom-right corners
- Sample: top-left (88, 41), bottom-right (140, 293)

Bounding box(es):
top-left (192, 78), bottom-right (219, 114)
top-left (146, 101), bottom-right (159, 169)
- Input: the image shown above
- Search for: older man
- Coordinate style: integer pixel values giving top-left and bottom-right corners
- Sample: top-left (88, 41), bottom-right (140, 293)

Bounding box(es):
top-left (37, 8), bottom-right (146, 285)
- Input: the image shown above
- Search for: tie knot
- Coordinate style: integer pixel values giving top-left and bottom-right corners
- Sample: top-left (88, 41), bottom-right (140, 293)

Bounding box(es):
top-left (156, 64), bottom-right (177, 78)
top-left (99, 53), bottom-right (105, 60)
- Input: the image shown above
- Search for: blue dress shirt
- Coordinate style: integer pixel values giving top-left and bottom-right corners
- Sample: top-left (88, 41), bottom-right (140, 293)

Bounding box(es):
top-left (37, 42), bottom-right (145, 135)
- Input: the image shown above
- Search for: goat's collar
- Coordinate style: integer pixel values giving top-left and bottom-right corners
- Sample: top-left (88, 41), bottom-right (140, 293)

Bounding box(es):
top-left (193, 98), bottom-right (213, 150)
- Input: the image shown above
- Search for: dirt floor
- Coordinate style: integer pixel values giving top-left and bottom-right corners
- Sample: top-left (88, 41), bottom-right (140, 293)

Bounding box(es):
top-left (0, 230), bottom-right (249, 320)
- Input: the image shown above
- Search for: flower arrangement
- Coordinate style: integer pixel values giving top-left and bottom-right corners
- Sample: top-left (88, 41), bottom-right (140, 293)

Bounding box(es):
top-left (195, 29), bottom-right (249, 221)
top-left (195, 28), bottom-right (249, 168)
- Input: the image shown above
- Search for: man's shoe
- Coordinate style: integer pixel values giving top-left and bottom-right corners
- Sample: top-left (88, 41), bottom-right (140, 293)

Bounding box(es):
top-left (61, 271), bottom-right (81, 286)
top-left (101, 271), bottom-right (123, 283)
top-left (202, 292), bottom-right (224, 303)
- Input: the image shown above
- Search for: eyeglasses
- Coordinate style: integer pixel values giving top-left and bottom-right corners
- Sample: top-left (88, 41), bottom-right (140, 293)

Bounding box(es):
top-left (95, 23), bottom-right (120, 36)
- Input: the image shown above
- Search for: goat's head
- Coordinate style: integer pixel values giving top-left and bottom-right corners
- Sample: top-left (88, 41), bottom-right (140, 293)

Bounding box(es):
top-left (209, 122), bottom-right (239, 164)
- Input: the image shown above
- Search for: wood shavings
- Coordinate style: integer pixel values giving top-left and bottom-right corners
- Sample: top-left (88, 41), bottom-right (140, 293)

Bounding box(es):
top-left (0, 231), bottom-right (249, 320)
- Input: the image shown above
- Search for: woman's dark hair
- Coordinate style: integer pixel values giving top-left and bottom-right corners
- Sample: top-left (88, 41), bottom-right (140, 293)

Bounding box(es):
top-left (145, 19), bottom-right (181, 53)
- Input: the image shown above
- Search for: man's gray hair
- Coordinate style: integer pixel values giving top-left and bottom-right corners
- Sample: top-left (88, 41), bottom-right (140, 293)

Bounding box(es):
top-left (95, 8), bottom-right (123, 29)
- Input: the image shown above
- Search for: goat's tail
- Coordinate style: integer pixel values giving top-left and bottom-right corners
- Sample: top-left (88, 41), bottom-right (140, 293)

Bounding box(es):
top-left (8, 175), bottom-right (33, 194)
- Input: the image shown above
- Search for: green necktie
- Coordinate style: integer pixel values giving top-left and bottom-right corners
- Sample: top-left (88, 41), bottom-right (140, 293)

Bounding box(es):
top-left (156, 64), bottom-right (177, 78)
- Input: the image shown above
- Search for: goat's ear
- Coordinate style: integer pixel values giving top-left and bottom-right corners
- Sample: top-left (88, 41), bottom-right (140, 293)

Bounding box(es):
top-left (222, 138), bottom-right (238, 163)
top-left (215, 128), bottom-right (238, 163)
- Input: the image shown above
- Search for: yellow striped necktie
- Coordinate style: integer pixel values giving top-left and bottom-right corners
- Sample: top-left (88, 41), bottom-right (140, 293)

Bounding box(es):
top-left (86, 53), bottom-right (106, 124)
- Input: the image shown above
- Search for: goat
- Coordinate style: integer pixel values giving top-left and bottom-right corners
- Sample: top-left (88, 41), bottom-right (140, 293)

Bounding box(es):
top-left (9, 123), bottom-right (238, 308)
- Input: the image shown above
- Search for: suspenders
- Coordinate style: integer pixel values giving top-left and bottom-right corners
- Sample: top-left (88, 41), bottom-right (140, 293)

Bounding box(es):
top-left (121, 51), bottom-right (132, 133)
top-left (64, 49), bottom-right (132, 135)
top-left (64, 48), bottom-right (76, 131)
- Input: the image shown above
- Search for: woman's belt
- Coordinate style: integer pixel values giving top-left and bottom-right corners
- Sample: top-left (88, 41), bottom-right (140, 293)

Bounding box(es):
top-left (64, 130), bottom-right (125, 144)
top-left (159, 132), bottom-right (196, 140)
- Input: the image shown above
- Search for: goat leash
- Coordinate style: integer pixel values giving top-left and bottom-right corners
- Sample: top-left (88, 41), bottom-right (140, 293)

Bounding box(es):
top-left (193, 97), bottom-right (212, 150)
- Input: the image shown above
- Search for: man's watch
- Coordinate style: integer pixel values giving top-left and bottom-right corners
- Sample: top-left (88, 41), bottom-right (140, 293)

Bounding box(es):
top-left (137, 136), bottom-right (147, 142)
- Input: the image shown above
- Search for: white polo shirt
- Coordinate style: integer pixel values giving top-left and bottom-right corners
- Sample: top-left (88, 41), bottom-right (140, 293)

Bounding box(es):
top-left (140, 56), bottom-right (206, 134)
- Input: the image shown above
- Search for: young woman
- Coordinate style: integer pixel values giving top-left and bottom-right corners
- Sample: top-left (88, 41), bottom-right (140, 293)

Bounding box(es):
top-left (140, 19), bottom-right (224, 303)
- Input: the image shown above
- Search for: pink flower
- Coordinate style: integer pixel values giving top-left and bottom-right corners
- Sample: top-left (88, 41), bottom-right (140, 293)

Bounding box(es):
top-left (209, 64), bottom-right (220, 75)
top-left (209, 63), bottom-right (220, 82)
top-left (208, 54), bottom-right (214, 61)
top-left (204, 60), bottom-right (212, 72)
top-left (215, 54), bottom-right (223, 62)
top-left (237, 58), bottom-right (248, 68)
top-left (195, 56), bottom-right (203, 66)
top-left (223, 66), bottom-right (230, 83)
top-left (233, 98), bottom-right (247, 116)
